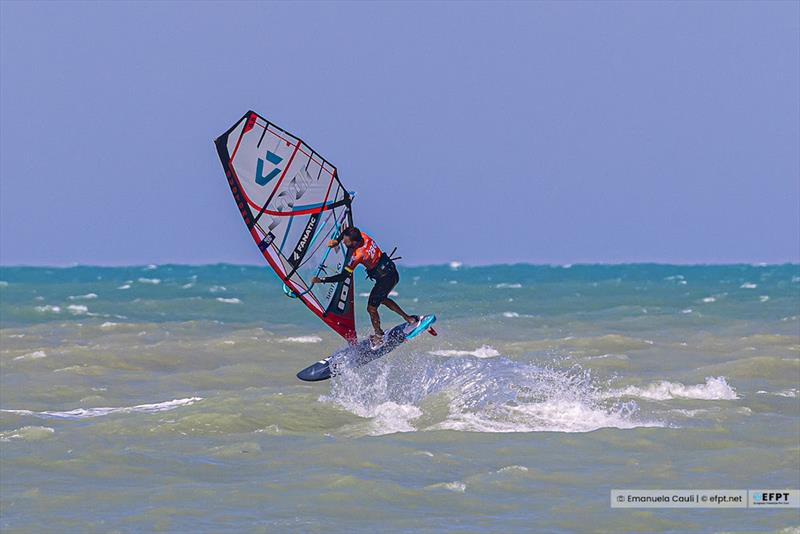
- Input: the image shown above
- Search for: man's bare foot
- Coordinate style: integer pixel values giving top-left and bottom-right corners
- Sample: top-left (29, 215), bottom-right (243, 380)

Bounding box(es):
top-left (369, 333), bottom-right (385, 349)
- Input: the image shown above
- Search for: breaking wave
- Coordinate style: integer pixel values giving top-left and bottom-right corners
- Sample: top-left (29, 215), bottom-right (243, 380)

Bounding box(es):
top-left (323, 352), bottom-right (663, 436)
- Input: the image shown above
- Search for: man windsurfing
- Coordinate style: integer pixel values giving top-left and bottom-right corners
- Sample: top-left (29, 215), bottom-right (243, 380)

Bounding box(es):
top-left (312, 227), bottom-right (417, 349)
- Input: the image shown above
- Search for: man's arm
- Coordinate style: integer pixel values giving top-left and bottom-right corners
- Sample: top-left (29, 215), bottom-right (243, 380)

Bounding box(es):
top-left (312, 233), bottom-right (354, 284)
top-left (312, 265), bottom-right (353, 285)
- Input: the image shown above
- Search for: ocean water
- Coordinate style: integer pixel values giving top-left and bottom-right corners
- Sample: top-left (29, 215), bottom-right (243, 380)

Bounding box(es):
top-left (1, 263), bottom-right (798, 533)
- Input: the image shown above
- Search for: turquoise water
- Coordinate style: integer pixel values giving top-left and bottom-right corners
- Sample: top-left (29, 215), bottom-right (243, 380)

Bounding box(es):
top-left (1, 263), bottom-right (798, 532)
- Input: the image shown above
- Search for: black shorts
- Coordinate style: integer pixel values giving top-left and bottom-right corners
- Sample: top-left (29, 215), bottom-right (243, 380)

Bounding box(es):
top-left (368, 266), bottom-right (399, 308)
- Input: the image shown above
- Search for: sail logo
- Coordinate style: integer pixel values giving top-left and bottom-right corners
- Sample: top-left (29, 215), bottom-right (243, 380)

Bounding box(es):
top-left (289, 214), bottom-right (319, 268)
top-left (337, 275), bottom-right (351, 312)
top-left (255, 151), bottom-right (283, 186)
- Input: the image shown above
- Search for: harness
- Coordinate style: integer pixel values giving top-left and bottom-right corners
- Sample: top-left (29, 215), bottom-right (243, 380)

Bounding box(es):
top-left (366, 247), bottom-right (402, 280)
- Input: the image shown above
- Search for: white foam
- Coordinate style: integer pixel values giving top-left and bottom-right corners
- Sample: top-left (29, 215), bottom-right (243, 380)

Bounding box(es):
top-left (436, 398), bottom-right (662, 433)
top-left (502, 312), bottom-right (520, 318)
top-left (67, 304), bottom-right (88, 315)
top-left (756, 389), bottom-right (797, 398)
top-left (426, 481), bottom-right (466, 493)
top-left (100, 322), bottom-right (118, 328)
top-left (701, 297), bottom-right (716, 303)
top-left (144, 264), bottom-right (158, 271)
top-left (495, 283), bottom-right (522, 289)
top-left (606, 376), bottom-right (738, 401)
top-left (759, 295), bottom-right (770, 302)
top-left (209, 285), bottom-right (227, 293)
top-left (681, 308), bottom-right (693, 314)
top-left (1, 397), bottom-right (202, 420)
top-left (360, 402), bottom-right (422, 435)
top-left (215, 297), bottom-right (241, 304)
top-left (35, 305), bottom-right (61, 313)
top-left (117, 284), bottom-right (131, 290)
top-left (138, 278), bottom-right (161, 285)
top-left (428, 345), bottom-right (500, 358)
top-left (181, 282), bottom-right (194, 289)
top-left (0, 426), bottom-right (55, 442)
top-left (740, 282), bottom-right (757, 289)
top-left (13, 350), bottom-right (47, 361)
top-left (68, 293), bottom-right (97, 300)
top-left (449, 261), bottom-right (462, 269)
top-left (497, 465), bottom-right (529, 473)
top-left (583, 353), bottom-right (629, 361)
top-left (283, 335), bottom-right (322, 343)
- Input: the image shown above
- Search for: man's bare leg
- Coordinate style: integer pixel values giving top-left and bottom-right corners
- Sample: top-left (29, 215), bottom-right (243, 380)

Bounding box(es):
top-left (382, 298), bottom-right (416, 324)
top-left (367, 305), bottom-right (383, 338)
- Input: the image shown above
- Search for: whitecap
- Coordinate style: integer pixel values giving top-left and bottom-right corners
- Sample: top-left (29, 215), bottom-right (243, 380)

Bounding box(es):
top-left (605, 376), bottom-right (738, 401)
top-left (283, 336), bottom-right (323, 343)
top-left (428, 345), bottom-right (500, 358)
top-left (701, 297), bottom-right (716, 303)
top-left (759, 295), bottom-right (770, 302)
top-left (1, 397), bottom-right (202, 420)
top-left (100, 322), bottom-right (118, 328)
top-left (426, 481), bottom-right (466, 493)
top-left (495, 283), bottom-right (522, 289)
top-left (497, 465), bottom-right (529, 473)
top-left (138, 278), bottom-right (161, 285)
top-left (449, 261), bottom-right (462, 269)
top-left (13, 350), bottom-right (47, 361)
top-left (215, 297), bottom-right (241, 304)
top-left (681, 308), bottom-right (693, 314)
top-left (740, 282), bottom-right (757, 289)
top-left (68, 293), bottom-right (97, 300)
top-left (117, 284), bottom-right (131, 290)
top-left (756, 389), bottom-right (797, 398)
top-left (436, 398), bottom-right (663, 433)
top-left (144, 264), bottom-right (158, 271)
top-left (209, 285), bottom-right (227, 293)
top-left (35, 305), bottom-right (61, 313)
top-left (67, 304), bottom-right (88, 315)
top-left (503, 312), bottom-right (520, 318)
top-left (0, 426), bottom-right (55, 442)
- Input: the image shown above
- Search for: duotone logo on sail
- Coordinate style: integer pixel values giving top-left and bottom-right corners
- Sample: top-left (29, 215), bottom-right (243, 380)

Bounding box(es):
top-left (255, 151), bottom-right (283, 185)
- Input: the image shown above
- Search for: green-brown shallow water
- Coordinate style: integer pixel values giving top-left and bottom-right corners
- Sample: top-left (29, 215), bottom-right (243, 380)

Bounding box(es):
top-left (1, 264), bottom-right (798, 532)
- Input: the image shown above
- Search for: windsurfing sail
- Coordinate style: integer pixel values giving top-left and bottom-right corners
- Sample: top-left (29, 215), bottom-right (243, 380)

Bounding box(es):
top-left (214, 111), bottom-right (357, 342)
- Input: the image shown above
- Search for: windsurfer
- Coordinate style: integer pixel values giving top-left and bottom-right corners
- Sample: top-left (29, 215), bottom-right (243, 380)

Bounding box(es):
top-left (312, 227), bottom-right (417, 348)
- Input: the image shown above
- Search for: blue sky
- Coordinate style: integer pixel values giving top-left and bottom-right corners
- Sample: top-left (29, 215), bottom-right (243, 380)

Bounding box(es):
top-left (1, 1), bottom-right (798, 265)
